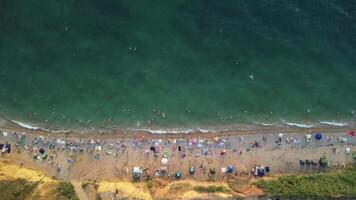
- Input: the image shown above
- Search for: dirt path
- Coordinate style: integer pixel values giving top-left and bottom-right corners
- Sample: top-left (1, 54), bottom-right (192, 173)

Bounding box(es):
top-left (71, 181), bottom-right (89, 200)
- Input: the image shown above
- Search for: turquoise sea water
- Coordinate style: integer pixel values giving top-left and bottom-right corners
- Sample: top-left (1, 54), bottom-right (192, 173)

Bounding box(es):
top-left (0, 1), bottom-right (355, 130)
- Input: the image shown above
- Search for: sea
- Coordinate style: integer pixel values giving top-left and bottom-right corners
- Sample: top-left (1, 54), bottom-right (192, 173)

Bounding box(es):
top-left (0, 0), bottom-right (355, 132)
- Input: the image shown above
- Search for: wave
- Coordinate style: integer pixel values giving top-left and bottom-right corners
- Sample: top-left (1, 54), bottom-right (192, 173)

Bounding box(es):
top-left (135, 128), bottom-right (216, 134)
top-left (285, 122), bottom-right (314, 128)
top-left (10, 120), bottom-right (70, 133)
top-left (319, 121), bottom-right (348, 127)
top-left (11, 120), bottom-right (41, 130)
top-left (9, 120), bottom-right (216, 134)
top-left (6, 118), bottom-right (351, 135)
top-left (254, 121), bottom-right (314, 128)
top-left (253, 122), bottom-right (277, 126)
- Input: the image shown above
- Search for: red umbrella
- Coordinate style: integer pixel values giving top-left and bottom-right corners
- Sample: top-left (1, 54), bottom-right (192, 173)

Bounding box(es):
top-left (348, 130), bottom-right (355, 137)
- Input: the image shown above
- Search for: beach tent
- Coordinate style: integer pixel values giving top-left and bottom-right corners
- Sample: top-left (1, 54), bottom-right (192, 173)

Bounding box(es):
top-left (5, 144), bottom-right (11, 153)
top-left (175, 171), bottom-right (182, 179)
top-left (150, 146), bottom-right (156, 152)
top-left (305, 159), bottom-right (311, 165)
top-left (202, 148), bottom-right (209, 155)
top-left (312, 160), bottom-right (318, 165)
top-left (257, 168), bottom-right (265, 176)
top-left (265, 166), bottom-right (270, 173)
top-left (161, 158), bottom-right (168, 165)
top-left (221, 167), bottom-right (227, 173)
top-left (189, 166), bottom-right (194, 174)
top-left (0, 144), bottom-right (9, 154)
top-left (132, 167), bottom-right (143, 180)
top-left (345, 147), bottom-right (351, 154)
top-left (315, 133), bottom-right (323, 140)
top-left (226, 165), bottom-right (234, 173)
top-left (39, 148), bottom-right (45, 154)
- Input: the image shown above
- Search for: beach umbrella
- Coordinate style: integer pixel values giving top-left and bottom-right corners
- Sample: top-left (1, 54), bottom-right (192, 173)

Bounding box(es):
top-left (349, 130), bottom-right (355, 137)
top-left (191, 138), bottom-right (198, 144)
top-left (315, 133), bottom-right (323, 140)
top-left (278, 133), bottom-right (283, 138)
top-left (161, 158), bottom-right (168, 165)
top-left (162, 151), bottom-right (168, 158)
top-left (226, 165), bottom-right (234, 173)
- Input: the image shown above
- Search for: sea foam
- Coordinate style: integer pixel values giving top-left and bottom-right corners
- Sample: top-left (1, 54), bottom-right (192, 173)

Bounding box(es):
top-left (320, 121), bottom-right (348, 127)
top-left (136, 128), bottom-right (215, 134)
top-left (11, 120), bottom-right (70, 133)
top-left (285, 122), bottom-right (314, 128)
top-left (11, 120), bottom-right (41, 130)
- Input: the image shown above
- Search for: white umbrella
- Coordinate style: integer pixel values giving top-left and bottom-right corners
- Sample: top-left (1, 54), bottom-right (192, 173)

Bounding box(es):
top-left (161, 158), bottom-right (168, 165)
top-left (278, 133), bottom-right (284, 138)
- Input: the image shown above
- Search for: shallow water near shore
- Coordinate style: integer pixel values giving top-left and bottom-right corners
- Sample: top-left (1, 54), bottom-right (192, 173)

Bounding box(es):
top-left (0, 1), bottom-right (355, 131)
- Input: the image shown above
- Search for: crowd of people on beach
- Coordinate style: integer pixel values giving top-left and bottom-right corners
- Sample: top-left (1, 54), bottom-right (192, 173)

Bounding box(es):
top-left (0, 129), bottom-right (355, 182)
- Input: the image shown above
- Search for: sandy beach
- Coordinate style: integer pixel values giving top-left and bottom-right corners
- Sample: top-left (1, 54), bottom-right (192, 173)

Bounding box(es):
top-left (0, 119), bottom-right (355, 199)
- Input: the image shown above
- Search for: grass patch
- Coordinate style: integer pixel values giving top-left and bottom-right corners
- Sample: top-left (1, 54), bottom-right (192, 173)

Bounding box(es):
top-left (55, 181), bottom-right (79, 200)
top-left (256, 168), bottom-right (356, 198)
top-left (193, 185), bottom-right (231, 194)
top-left (168, 182), bottom-right (192, 193)
top-left (0, 178), bottom-right (38, 200)
top-left (227, 178), bottom-right (251, 193)
top-left (146, 179), bottom-right (153, 190)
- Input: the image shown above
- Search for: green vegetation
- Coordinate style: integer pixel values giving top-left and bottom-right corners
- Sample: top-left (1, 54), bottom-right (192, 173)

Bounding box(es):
top-left (81, 181), bottom-right (89, 188)
top-left (193, 185), bottom-right (231, 194)
top-left (168, 183), bottom-right (192, 193)
top-left (0, 179), bottom-right (38, 200)
top-left (55, 181), bottom-right (79, 200)
top-left (256, 168), bottom-right (356, 199)
top-left (146, 179), bottom-right (153, 190)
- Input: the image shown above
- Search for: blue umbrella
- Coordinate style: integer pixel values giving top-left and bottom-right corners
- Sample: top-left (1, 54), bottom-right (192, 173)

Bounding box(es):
top-left (315, 133), bottom-right (323, 140)
top-left (226, 165), bottom-right (234, 173)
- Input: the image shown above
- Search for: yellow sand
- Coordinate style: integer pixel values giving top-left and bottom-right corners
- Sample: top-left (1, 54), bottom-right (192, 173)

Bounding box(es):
top-left (97, 181), bottom-right (153, 200)
top-left (182, 190), bottom-right (233, 199)
top-left (0, 162), bottom-right (54, 183)
top-left (155, 180), bottom-right (234, 199)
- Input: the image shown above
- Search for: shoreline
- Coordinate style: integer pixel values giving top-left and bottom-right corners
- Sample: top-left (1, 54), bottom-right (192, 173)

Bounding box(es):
top-left (0, 117), bottom-right (355, 139)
